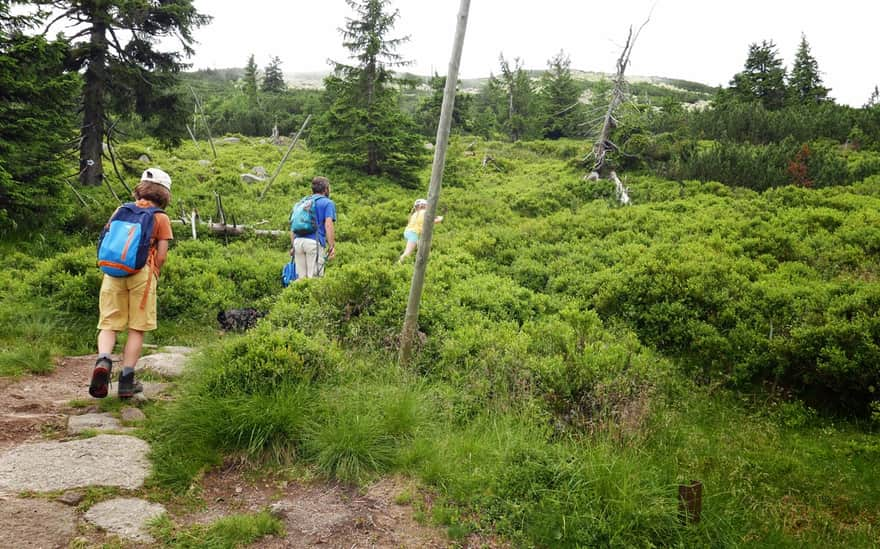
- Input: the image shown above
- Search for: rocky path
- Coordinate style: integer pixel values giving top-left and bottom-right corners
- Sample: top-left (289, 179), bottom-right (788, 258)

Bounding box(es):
top-left (0, 349), bottom-right (476, 548)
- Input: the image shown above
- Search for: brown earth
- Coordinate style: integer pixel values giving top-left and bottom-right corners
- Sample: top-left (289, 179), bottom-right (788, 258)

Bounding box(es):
top-left (0, 355), bottom-right (99, 450)
top-left (0, 357), bottom-right (506, 548)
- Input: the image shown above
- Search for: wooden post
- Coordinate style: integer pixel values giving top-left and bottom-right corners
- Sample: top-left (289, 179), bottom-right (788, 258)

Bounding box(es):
top-left (678, 481), bottom-right (702, 524)
top-left (259, 114), bottom-right (312, 201)
top-left (399, 0), bottom-right (471, 366)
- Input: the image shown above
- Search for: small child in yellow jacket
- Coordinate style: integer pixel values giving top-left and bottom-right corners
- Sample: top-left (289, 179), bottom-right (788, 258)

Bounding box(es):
top-left (398, 198), bottom-right (443, 263)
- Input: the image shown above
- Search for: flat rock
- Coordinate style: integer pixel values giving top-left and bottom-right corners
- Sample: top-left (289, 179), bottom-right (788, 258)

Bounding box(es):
top-left (221, 137), bottom-right (240, 143)
top-left (198, 159), bottom-right (212, 167)
top-left (252, 166), bottom-right (268, 177)
top-left (84, 497), bottom-right (166, 543)
top-left (0, 435), bottom-right (150, 494)
top-left (136, 352), bottom-right (189, 378)
top-left (0, 496), bottom-right (76, 548)
top-left (68, 413), bottom-right (121, 434)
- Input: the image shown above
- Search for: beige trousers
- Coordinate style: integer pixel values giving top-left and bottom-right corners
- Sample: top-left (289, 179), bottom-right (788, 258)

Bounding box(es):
top-left (294, 238), bottom-right (325, 278)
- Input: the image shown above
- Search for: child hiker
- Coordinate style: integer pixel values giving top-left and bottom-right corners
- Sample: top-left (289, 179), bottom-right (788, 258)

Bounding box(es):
top-left (398, 198), bottom-right (443, 264)
top-left (89, 168), bottom-right (174, 399)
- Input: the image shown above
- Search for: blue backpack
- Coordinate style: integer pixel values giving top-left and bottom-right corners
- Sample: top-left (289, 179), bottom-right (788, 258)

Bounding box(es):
top-left (97, 203), bottom-right (163, 277)
top-left (281, 259), bottom-right (297, 287)
top-left (290, 194), bottom-right (324, 236)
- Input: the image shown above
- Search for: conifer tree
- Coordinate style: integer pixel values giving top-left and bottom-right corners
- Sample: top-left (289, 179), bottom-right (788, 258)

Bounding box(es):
top-left (539, 50), bottom-right (583, 139)
top-left (729, 40), bottom-right (787, 110)
top-left (471, 73), bottom-right (505, 139)
top-left (0, 2), bottom-right (79, 230)
top-left (788, 34), bottom-right (829, 105)
top-left (242, 54), bottom-right (259, 100)
top-left (261, 56), bottom-right (285, 93)
top-left (312, 0), bottom-right (425, 181)
top-left (416, 73), bottom-right (470, 137)
top-left (31, 0), bottom-right (209, 185)
top-left (864, 85), bottom-right (879, 108)
top-left (498, 54), bottom-right (538, 141)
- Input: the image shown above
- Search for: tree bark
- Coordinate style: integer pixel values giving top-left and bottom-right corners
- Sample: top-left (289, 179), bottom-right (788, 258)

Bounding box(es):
top-left (399, 0), bottom-right (471, 366)
top-left (80, 10), bottom-right (107, 186)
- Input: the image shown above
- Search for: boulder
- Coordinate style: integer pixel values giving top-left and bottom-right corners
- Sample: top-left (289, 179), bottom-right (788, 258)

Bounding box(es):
top-left (136, 352), bottom-right (189, 378)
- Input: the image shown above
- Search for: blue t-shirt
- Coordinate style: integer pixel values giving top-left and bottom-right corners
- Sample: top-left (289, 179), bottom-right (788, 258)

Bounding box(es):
top-left (296, 195), bottom-right (336, 247)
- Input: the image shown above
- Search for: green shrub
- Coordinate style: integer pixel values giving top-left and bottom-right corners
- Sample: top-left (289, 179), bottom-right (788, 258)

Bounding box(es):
top-left (200, 326), bottom-right (340, 395)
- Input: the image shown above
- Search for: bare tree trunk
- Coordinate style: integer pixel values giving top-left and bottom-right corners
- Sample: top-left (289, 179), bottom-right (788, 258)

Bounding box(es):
top-left (588, 16), bottom-right (650, 178)
top-left (80, 17), bottom-right (107, 186)
top-left (399, 0), bottom-right (471, 366)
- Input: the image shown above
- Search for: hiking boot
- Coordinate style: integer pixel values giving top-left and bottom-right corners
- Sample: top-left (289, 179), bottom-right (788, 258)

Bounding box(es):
top-left (88, 357), bottom-right (113, 398)
top-left (117, 371), bottom-right (143, 399)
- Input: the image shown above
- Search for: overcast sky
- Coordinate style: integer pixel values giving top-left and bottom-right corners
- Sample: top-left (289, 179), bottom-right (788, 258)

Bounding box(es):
top-left (183, 0), bottom-right (879, 107)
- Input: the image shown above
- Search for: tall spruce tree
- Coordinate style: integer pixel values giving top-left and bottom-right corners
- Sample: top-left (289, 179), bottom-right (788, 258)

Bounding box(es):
top-left (32, 0), bottom-right (209, 185)
top-left (729, 40), bottom-right (787, 110)
top-left (242, 54), bottom-right (259, 100)
top-left (498, 54), bottom-right (538, 141)
top-left (539, 50), bottom-right (583, 139)
top-left (415, 73), bottom-right (470, 137)
top-left (313, 0), bottom-right (425, 181)
top-left (788, 34), bottom-right (829, 105)
top-left (261, 55), bottom-right (285, 93)
top-left (866, 85), bottom-right (880, 108)
top-left (1, 2), bottom-right (79, 230)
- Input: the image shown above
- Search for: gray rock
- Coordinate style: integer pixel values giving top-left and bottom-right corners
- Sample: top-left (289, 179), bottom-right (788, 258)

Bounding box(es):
top-left (0, 497), bottom-right (76, 548)
top-left (57, 490), bottom-right (85, 506)
top-left (84, 497), bottom-right (166, 543)
top-left (240, 173), bottom-right (265, 183)
top-left (269, 500), bottom-right (293, 518)
top-left (424, 142), bottom-right (435, 150)
top-left (130, 382), bottom-right (170, 404)
top-left (160, 345), bottom-right (196, 355)
top-left (120, 407), bottom-right (146, 423)
top-left (0, 435), bottom-right (150, 494)
top-left (136, 352), bottom-right (190, 378)
top-left (198, 159), bottom-right (212, 167)
top-left (138, 154), bottom-right (151, 163)
top-left (252, 166), bottom-right (269, 178)
top-left (221, 137), bottom-right (240, 144)
top-left (68, 413), bottom-right (121, 434)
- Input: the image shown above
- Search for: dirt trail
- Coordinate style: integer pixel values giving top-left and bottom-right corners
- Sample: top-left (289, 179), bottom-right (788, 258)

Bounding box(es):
top-left (0, 354), bottom-right (496, 548)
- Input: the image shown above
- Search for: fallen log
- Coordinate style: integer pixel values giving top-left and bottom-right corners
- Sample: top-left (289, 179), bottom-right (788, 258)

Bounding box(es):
top-left (170, 218), bottom-right (286, 237)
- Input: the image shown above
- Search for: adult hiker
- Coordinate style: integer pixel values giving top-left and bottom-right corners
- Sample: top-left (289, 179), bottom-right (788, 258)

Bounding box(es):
top-left (90, 168), bottom-right (174, 399)
top-left (398, 198), bottom-right (443, 264)
top-left (290, 176), bottom-right (337, 278)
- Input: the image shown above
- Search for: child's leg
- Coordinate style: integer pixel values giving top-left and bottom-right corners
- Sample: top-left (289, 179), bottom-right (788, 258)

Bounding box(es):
top-left (122, 329), bottom-right (145, 369)
top-left (97, 329), bottom-right (117, 355)
top-left (399, 240), bottom-right (417, 263)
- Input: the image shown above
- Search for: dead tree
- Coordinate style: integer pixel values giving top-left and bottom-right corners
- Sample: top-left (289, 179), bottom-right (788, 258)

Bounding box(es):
top-left (584, 17), bottom-right (651, 205)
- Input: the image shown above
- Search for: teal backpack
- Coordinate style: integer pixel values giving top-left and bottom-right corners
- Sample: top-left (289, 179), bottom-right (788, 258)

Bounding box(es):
top-left (290, 194), bottom-right (324, 236)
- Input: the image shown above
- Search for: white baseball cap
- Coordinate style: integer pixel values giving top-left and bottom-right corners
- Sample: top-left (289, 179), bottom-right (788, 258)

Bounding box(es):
top-left (141, 168), bottom-right (172, 190)
top-left (414, 198), bottom-right (428, 207)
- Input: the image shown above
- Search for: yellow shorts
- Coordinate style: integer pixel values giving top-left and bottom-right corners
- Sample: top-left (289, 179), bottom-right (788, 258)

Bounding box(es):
top-left (97, 267), bottom-right (158, 332)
